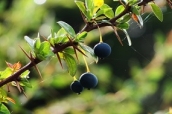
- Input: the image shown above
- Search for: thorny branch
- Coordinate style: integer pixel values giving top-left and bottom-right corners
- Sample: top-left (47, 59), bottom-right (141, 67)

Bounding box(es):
top-left (0, 0), bottom-right (170, 87)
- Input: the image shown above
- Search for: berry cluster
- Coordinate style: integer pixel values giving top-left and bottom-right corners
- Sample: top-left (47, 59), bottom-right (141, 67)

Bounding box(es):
top-left (70, 72), bottom-right (98, 94)
top-left (70, 42), bottom-right (111, 94)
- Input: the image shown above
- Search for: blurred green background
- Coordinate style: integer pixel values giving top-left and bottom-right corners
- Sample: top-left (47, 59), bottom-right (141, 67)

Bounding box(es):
top-left (1, 0), bottom-right (172, 114)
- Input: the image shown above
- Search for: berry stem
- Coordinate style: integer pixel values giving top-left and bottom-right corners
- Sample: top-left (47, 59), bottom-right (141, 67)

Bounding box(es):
top-left (73, 76), bottom-right (77, 81)
top-left (82, 55), bottom-right (90, 72)
top-left (94, 21), bottom-right (103, 43)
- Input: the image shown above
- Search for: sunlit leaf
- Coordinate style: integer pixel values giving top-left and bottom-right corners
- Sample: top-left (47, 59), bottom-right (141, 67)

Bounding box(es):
top-left (57, 21), bottom-right (76, 38)
top-left (115, 5), bottom-right (125, 17)
top-left (104, 9), bottom-right (114, 19)
top-left (55, 28), bottom-right (68, 43)
top-left (85, 0), bottom-right (94, 18)
top-left (20, 70), bottom-right (30, 78)
top-left (0, 103), bottom-right (10, 114)
top-left (75, 1), bottom-right (88, 18)
top-left (36, 41), bottom-right (53, 60)
top-left (150, 2), bottom-right (163, 22)
top-left (76, 31), bottom-right (87, 42)
top-left (63, 53), bottom-right (77, 76)
top-left (63, 48), bottom-right (75, 54)
top-left (34, 38), bottom-right (41, 51)
top-left (24, 36), bottom-right (35, 49)
top-left (57, 27), bottom-right (67, 37)
top-left (100, 4), bottom-right (114, 18)
top-left (0, 88), bottom-right (7, 102)
top-left (0, 68), bottom-right (12, 80)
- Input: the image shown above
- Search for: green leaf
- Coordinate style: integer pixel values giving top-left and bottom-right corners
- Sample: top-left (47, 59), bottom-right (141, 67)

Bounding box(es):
top-left (0, 103), bottom-right (10, 114)
top-left (57, 21), bottom-right (76, 38)
top-left (20, 70), bottom-right (30, 78)
top-left (24, 36), bottom-right (35, 49)
top-left (20, 78), bottom-right (32, 88)
top-left (150, 3), bottom-right (163, 22)
top-left (115, 5), bottom-right (125, 17)
top-left (79, 43), bottom-right (98, 63)
top-left (57, 27), bottom-right (67, 37)
top-left (120, 14), bottom-right (131, 23)
top-left (122, 29), bottom-right (132, 46)
top-left (0, 68), bottom-right (12, 80)
top-left (36, 41), bottom-right (53, 60)
top-left (48, 37), bottom-right (55, 46)
top-left (75, 1), bottom-right (88, 18)
top-left (95, 9), bottom-right (104, 17)
top-left (55, 28), bottom-right (68, 43)
top-left (47, 30), bottom-right (56, 46)
top-left (85, 0), bottom-right (94, 18)
top-left (34, 38), bottom-right (41, 51)
top-left (117, 22), bottom-right (129, 29)
top-left (128, 0), bottom-right (141, 5)
top-left (131, 6), bottom-right (140, 15)
top-left (0, 88), bottom-right (7, 102)
top-left (100, 4), bottom-right (114, 19)
top-left (63, 48), bottom-right (75, 54)
top-left (104, 8), bottom-right (114, 19)
top-left (76, 31), bottom-right (87, 42)
top-left (63, 53), bottom-right (77, 76)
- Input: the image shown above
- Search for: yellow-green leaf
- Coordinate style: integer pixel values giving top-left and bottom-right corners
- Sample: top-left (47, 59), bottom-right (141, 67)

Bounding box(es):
top-left (150, 3), bottom-right (163, 22)
top-left (57, 21), bottom-right (76, 38)
top-left (0, 103), bottom-right (10, 114)
top-left (64, 53), bottom-right (77, 76)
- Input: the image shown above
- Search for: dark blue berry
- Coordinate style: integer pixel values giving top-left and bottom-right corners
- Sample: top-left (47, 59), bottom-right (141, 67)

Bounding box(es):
top-left (79, 72), bottom-right (98, 89)
top-left (93, 42), bottom-right (111, 59)
top-left (70, 81), bottom-right (84, 94)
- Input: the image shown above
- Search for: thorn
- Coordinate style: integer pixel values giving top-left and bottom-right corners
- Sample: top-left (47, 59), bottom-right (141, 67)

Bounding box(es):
top-left (21, 87), bottom-right (27, 98)
top-left (16, 81), bottom-right (22, 93)
top-left (56, 53), bottom-right (63, 69)
top-left (112, 26), bottom-right (123, 46)
top-left (28, 52), bottom-right (43, 80)
top-left (5, 61), bottom-right (13, 68)
top-left (19, 46), bottom-right (32, 60)
top-left (34, 65), bottom-right (43, 80)
top-left (7, 84), bottom-right (10, 92)
top-left (40, 34), bottom-right (48, 41)
top-left (67, 36), bottom-right (79, 61)
top-left (75, 46), bottom-right (87, 57)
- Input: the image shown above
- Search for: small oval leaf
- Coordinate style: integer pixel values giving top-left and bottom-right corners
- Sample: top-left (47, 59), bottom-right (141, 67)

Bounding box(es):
top-left (64, 53), bottom-right (77, 76)
top-left (0, 103), bottom-right (10, 114)
top-left (150, 3), bottom-right (163, 22)
top-left (57, 21), bottom-right (76, 38)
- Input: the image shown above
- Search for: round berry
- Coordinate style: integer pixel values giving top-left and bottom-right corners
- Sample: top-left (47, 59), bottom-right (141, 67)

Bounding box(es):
top-left (70, 81), bottom-right (84, 94)
top-left (79, 72), bottom-right (98, 89)
top-left (93, 42), bottom-right (111, 59)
